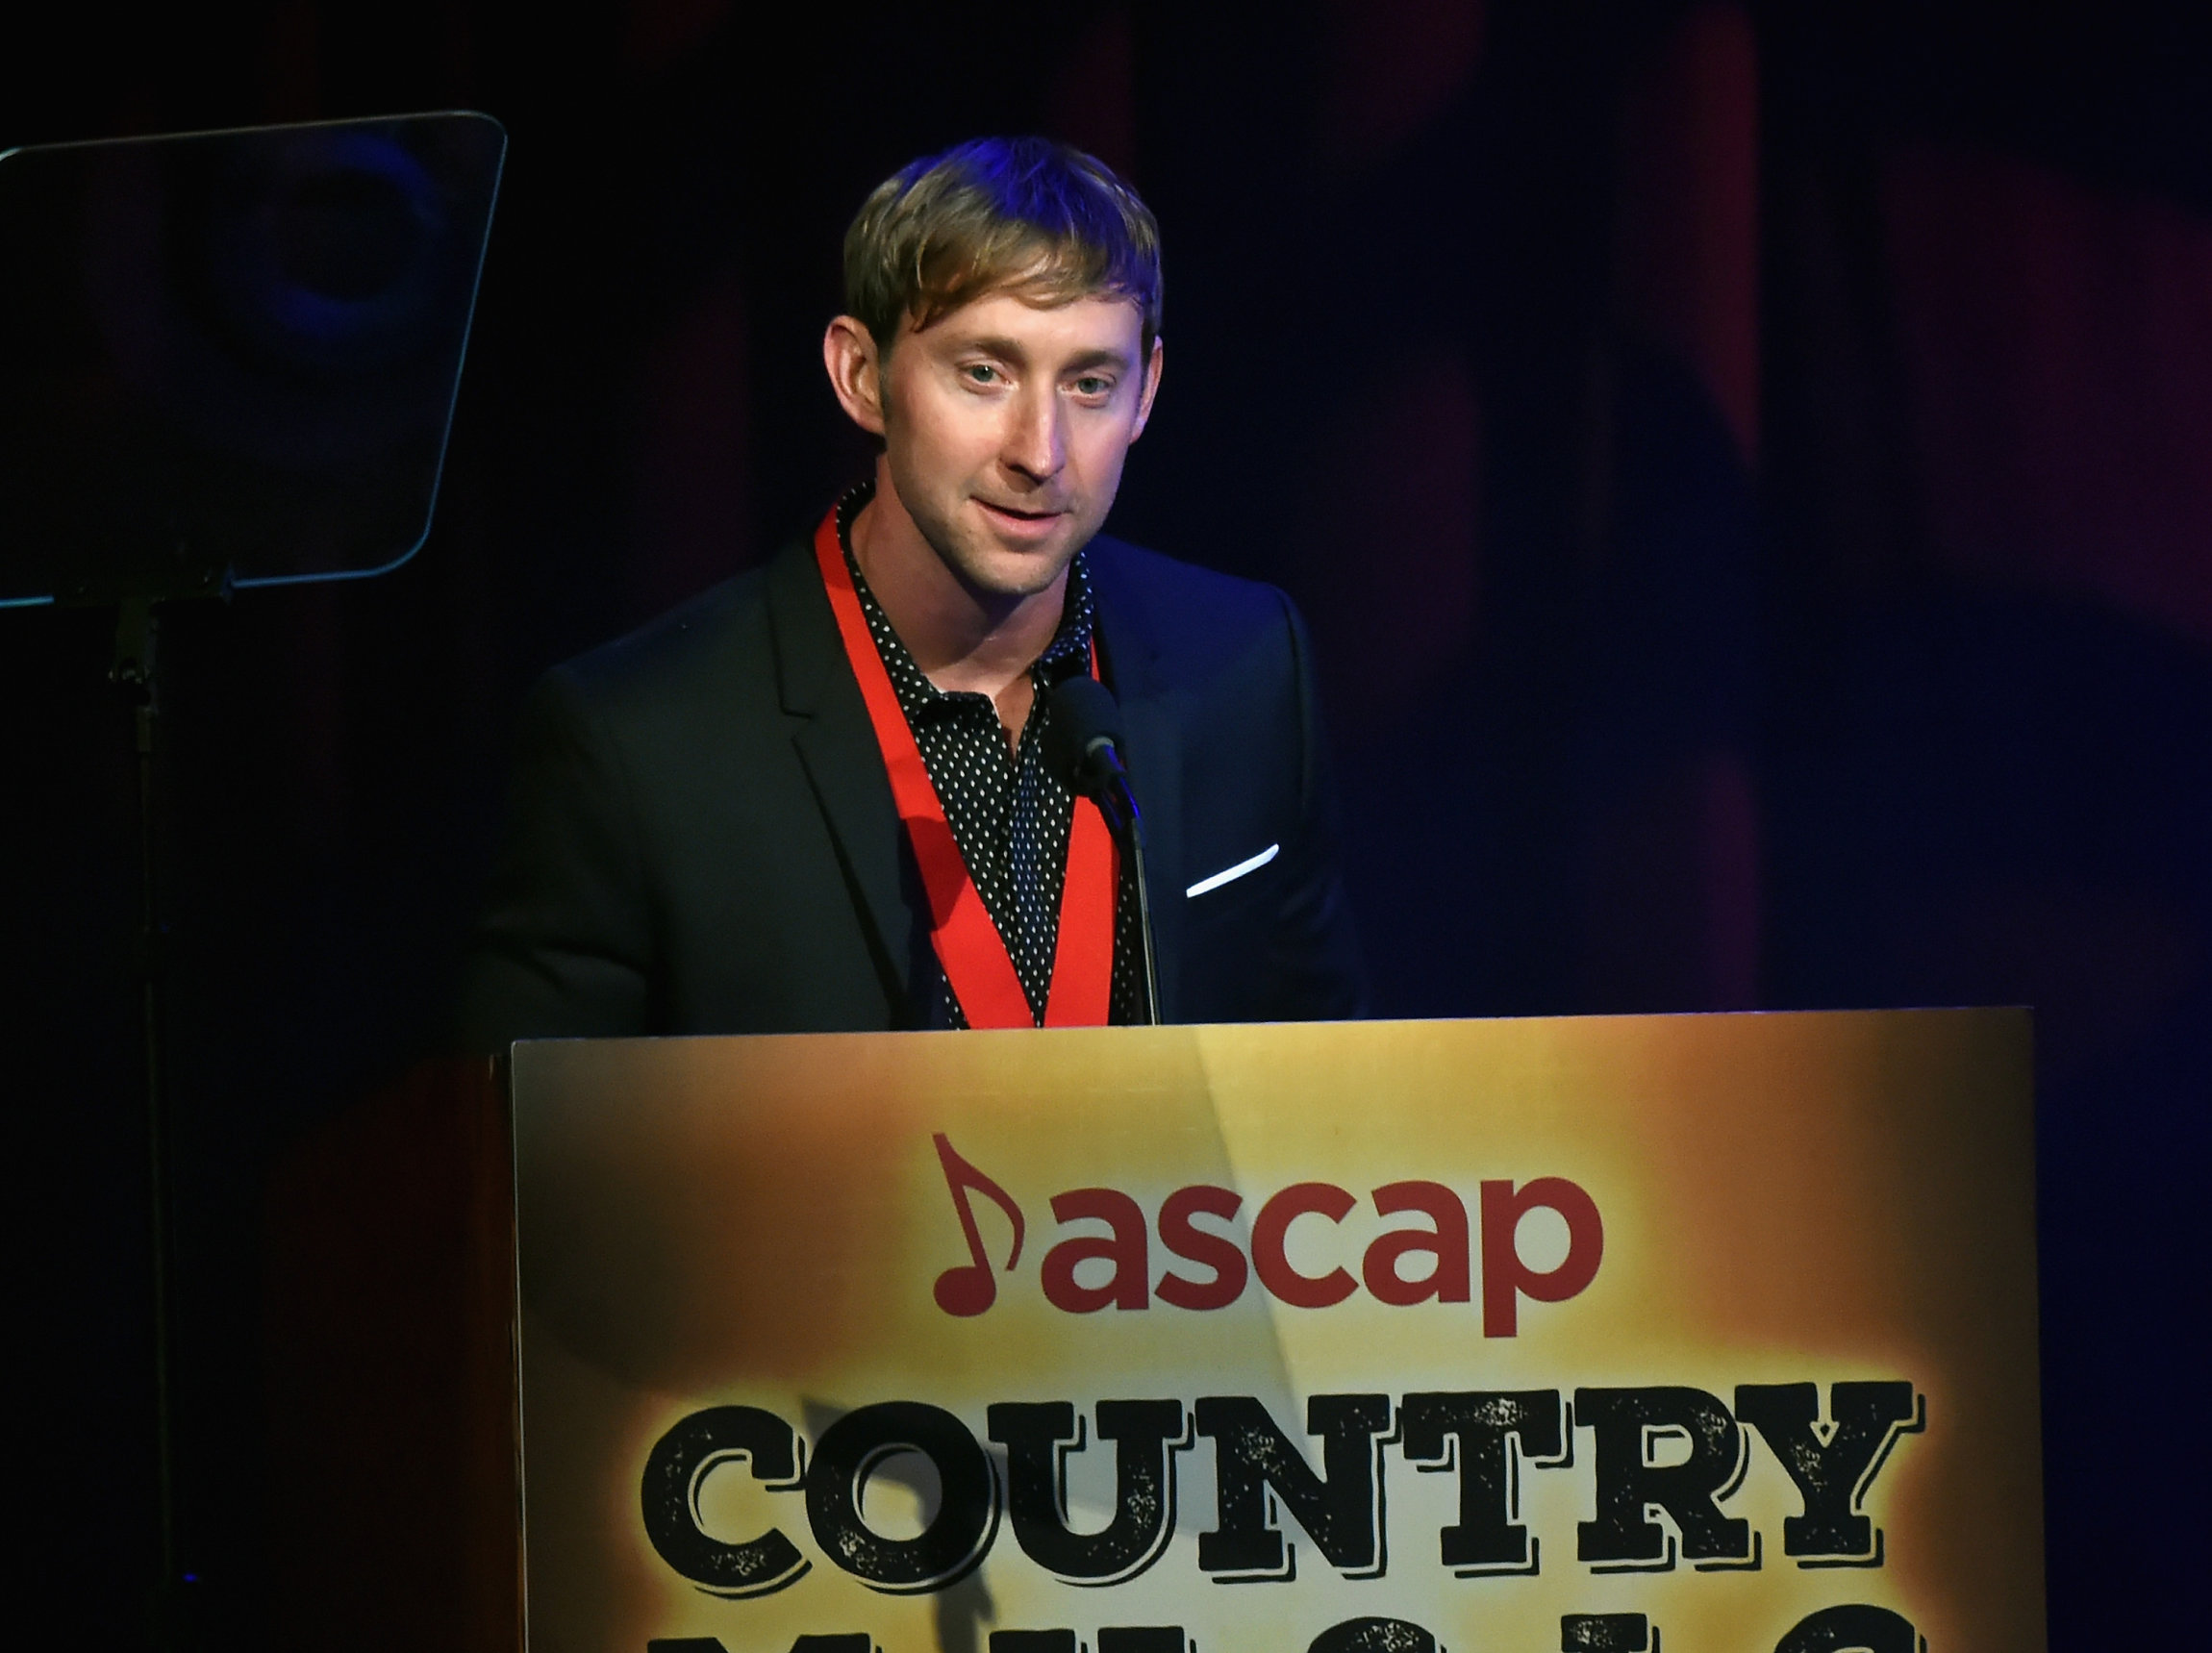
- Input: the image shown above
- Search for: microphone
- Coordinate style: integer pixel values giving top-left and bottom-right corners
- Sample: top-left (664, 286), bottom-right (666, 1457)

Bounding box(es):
top-left (1046, 676), bottom-right (1162, 1024)
top-left (1046, 676), bottom-right (1134, 814)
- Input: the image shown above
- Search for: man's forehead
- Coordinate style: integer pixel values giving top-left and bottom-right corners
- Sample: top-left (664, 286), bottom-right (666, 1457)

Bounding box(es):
top-left (906, 288), bottom-right (1146, 357)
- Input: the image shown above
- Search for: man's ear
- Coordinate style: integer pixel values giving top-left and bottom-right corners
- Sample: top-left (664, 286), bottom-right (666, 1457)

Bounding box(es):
top-left (823, 315), bottom-right (888, 437)
top-left (1130, 335), bottom-right (1166, 441)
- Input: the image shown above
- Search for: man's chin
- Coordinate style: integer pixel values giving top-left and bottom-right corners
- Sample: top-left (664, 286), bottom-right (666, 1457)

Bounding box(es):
top-left (942, 528), bottom-right (1089, 601)
top-left (960, 552), bottom-right (1074, 601)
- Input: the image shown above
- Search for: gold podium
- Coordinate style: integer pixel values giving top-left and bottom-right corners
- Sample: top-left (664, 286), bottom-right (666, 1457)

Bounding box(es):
top-left (501, 1012), bottom-right (2041, 1653)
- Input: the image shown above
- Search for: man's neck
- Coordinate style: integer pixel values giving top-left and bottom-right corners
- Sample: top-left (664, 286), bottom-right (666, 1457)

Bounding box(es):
top-left (848, 465), bottom-right (1068, 726)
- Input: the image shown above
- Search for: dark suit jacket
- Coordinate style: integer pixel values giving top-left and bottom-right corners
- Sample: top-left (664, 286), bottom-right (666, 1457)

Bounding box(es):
top-left (458, 533), bottom-right (1366, 1047)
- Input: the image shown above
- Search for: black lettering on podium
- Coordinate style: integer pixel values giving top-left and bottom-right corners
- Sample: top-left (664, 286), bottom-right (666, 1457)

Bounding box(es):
top-left (1734, 1382), bottom-right (1922, 1564)
top-left (1560, 1615), bottom-right (1650, 1650)
top-left (1399, 1390), bottom-right (1565, 1572)
top-left (1772, 1603), bottom-right (1919, 1652)
top-left (641, 1405), bottom-right (810, 1597)
top-left (1196, 1393), bottom-right (1395, 1580)
top-left (1307, 1617), bottom-right (1438, 1653)
top-left (806, 1402), bottom-right (999, 1591)
top-left (989, 1399), bottom-right (1189, 1584)
top-left (1575, 1387), bottom-right (1753, 1569)
top-left (1097, 1630), bottom-right (1188, 1652)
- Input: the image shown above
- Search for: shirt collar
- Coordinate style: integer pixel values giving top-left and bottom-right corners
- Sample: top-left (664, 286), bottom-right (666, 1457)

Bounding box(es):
top-left (834, 477), bottom-right (1095, 695)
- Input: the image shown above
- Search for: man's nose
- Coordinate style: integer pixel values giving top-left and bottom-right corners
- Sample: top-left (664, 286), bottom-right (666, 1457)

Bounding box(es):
top-left (1003, 385), bottom-right (1067, 483)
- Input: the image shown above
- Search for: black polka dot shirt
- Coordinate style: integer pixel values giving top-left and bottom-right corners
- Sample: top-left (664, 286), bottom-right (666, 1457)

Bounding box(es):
top-left (837, 482), bottom-right (1144, 1027)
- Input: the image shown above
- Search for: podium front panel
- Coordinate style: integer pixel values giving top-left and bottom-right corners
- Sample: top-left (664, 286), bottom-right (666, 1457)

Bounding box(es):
top-left (512, 1011), bottom-right (2041, 1653)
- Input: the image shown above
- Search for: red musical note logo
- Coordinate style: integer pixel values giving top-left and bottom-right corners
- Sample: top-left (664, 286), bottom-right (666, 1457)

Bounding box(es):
top-left (931, 1133), bottom-right (1025, 1316)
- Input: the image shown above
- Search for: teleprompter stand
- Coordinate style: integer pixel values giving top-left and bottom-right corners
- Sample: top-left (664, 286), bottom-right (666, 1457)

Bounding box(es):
top-left (0, 111), bottom-right (504, 1648)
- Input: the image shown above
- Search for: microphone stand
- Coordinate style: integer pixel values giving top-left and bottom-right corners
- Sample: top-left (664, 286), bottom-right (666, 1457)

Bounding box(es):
top-left (1095, 775), bottom-right (1162, 1026)
top-left (1046, 674), bottom-right (1162, 1025)
top-left (113, 594), bottom-right (186, 1644)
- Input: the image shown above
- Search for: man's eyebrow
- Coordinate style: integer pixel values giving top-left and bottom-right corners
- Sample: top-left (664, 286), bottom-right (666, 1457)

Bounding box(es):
top-left (949, 336), bottom-right (1134, 373)
top-left (1059, 346), bottom-right (1136, 374)
top-left (953, 334), bottom-right (1031, 363)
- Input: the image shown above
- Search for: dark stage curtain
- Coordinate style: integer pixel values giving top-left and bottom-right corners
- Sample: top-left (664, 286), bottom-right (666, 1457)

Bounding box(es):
top-left (3, 0), bottom-right (2204, 1643)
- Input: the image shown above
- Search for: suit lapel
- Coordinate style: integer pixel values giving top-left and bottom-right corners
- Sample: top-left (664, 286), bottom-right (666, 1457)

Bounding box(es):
top-left (1090, 544), bottom-right (1186, 1021)
top-left (767, 538), bottom-right (917, 1008)
top-left (770, 532), bottom-right (1186, 1024)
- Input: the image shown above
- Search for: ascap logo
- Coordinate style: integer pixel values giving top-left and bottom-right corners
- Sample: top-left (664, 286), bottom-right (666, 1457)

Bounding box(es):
top-left (927, 1135), bottom-right (1603, 1335)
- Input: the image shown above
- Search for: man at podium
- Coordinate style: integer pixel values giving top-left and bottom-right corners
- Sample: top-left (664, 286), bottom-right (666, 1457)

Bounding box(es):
top-left (461, 137), bottom-right (1365, 1046)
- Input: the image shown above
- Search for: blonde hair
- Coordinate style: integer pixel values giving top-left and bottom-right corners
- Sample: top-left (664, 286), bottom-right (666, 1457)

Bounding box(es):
top-left (843, 137), bottom-right (1162, 356)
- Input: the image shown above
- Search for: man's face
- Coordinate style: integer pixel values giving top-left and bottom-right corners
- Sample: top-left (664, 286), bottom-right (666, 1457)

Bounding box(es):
top-left (873, 289), bottom-right (1161, 599)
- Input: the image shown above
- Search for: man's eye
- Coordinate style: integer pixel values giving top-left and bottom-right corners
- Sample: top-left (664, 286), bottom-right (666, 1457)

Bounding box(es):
top-left (963, 363), bottom-right (1001, 385)
top-left (1072, 376), bottom-right (1112, 397)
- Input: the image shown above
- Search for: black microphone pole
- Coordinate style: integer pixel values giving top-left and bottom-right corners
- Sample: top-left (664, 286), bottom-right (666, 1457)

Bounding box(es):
top-left (1046, 677), bottom-right (1162, 1024)
top-left (1107, 767), bottom-right (1162, 1028)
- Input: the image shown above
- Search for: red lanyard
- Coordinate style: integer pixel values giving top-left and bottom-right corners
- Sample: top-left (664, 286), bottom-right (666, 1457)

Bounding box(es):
top-left (813, 505), bottom-right (1118, 1028)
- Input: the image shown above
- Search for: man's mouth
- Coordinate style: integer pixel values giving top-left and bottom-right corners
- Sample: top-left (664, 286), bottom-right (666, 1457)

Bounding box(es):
top-left (976, 499), bottom-right (1068, 533)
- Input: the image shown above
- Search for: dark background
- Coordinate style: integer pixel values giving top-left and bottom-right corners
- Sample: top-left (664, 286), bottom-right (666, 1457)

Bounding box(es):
top-left (6, 0), bottom-right (2206, 1644)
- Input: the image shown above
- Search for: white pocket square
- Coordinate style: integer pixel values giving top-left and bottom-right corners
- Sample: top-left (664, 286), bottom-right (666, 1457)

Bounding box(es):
top-left (1186, 843), bottom-right (1280, 899)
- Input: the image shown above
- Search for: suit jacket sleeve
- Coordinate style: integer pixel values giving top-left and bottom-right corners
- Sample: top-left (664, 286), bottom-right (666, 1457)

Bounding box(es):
top-left (458, 667), bottom-right (656, 1048)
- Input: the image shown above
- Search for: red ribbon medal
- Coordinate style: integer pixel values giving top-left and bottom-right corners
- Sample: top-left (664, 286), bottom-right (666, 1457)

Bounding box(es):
top-left (814, 505), bottom-right (1118, 1028)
